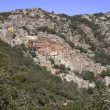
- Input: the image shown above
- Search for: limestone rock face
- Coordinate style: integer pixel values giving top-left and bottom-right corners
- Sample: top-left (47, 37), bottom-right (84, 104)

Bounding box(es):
top-left (105, 76), bottom-right (110, 87)
top-left (0, 8), bottom-right (110, 88)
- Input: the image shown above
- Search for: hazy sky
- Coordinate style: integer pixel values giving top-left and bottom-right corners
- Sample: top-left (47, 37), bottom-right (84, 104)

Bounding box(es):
top-left (0, 0), bottom-right (110, 15)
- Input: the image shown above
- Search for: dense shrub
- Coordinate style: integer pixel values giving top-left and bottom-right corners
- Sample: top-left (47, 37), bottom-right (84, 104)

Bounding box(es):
top-left (22, 26), bottom-right (27, 30)
top-left (67, 41), bottom-right (75, 48)
top-left (58, 13), bottom-right (70, 19)
top-left (49, 58), bottom-right (55, 64)
top-left (59, 34), bottom-right (67, 40)
top-left (37, 26), bottom-right (57, 34)
top-left (100, 69), bottom-right (110, 78)
top-left (94, 50), bottom-right (110, 65)
top-left (93, 12), bottom-right (104, 17)
top-left (82, 71), bottom-right (96, 81)
top-left (53, 64), bottom-right (70, 74)
top-left (86, 83), bottom-right (110, 110)
top-left (29, 51), bottom-right (36, 57)
top-left (0, 12), bottom-right (11, 21)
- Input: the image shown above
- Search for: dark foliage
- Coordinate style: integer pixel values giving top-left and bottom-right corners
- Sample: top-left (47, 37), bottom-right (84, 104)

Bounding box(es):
top-left (37, 26), bottom-right (57, 34)
top-left (94, 50), bottom-right (110, 65)
top-left (100, 69), bottom-right (110, 78)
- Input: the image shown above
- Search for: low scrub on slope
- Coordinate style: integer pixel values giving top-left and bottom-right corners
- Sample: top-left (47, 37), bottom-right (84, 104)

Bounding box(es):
top-left (0, 40), bottom-right (88, 110)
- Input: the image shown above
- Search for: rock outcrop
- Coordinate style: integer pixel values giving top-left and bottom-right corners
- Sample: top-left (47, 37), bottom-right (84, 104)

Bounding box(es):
top-left (0, 9), bottom-right (110, 88)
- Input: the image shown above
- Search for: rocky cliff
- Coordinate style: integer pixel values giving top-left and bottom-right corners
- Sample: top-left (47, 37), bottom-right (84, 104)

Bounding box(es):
top-left (0, 8), bottom-right (110, 88)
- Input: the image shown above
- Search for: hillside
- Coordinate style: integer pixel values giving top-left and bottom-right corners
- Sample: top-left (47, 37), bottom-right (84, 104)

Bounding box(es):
top-left (0, 8), bottom-right (110, 110)
top-left (0, 39), bottom-right (87, 110)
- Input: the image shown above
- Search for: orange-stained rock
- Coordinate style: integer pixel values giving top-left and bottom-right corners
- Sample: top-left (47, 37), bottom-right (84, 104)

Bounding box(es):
top-left (27, 37), bottom-right (65, 56)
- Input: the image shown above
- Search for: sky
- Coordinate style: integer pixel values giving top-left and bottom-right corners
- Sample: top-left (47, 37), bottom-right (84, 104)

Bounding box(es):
top-left (0, 0), bottom-right (110, 15)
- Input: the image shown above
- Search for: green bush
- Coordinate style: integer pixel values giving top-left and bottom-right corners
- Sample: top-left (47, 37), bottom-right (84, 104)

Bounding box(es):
top-left (53, 64), bottom-right (67, 70)
top-left (49, 58), bottom-right (55, 64)
top-left (37, 26), bottom-right (57, 35)
top-left (94, 50), bottom-right (110, 65)
top-left (0, 12), bottom-right (11, 21)
top-left (58, 13), bottom-right (70, 19)
top-left (100, 69), bottom-right (110, 78)
top-left (67, 41), bottom-right (75, 48)
top-left (53, 64), bottom-right (70, 73)
top-left (59, 34), bottom-right (66, 40)
top-left (93, 12), bottom-right (104, 17)
top-left (82, 71), bottom-right (96, 81)
top-left (22, 26), bottom-right (27, 30)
